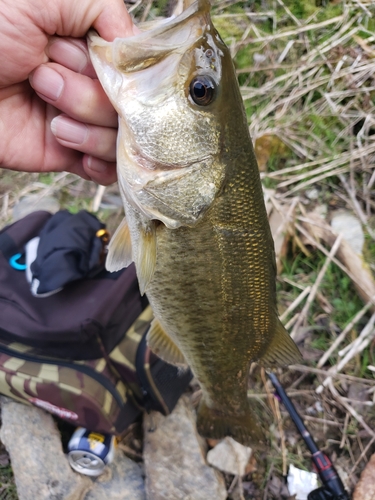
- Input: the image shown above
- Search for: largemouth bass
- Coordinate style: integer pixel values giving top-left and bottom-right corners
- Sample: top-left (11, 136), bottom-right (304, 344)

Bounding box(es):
top-left (88, 0), bottom-right (301, 446)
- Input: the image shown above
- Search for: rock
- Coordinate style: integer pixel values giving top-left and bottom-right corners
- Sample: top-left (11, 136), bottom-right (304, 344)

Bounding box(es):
top-left (206, 437), bottom-right (252, 476)
top-left (306, 188), bottom-right (319, 200)
top-left (84, 449), bottom-right (146, 500)
top-left (0, 397), bottom-right (91, 500)
top-left (143, 395), bottom-right (227, 500)
top-left (331, 210), bottom-right (364, 256)
top-left (353, 453), bottom-right (375, 500)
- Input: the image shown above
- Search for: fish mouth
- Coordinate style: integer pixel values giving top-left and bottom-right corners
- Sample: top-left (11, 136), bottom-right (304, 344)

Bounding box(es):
top-left (87, 0), bottom-right (211, 73)
top-left (109, 0), bottom-right (211, 73)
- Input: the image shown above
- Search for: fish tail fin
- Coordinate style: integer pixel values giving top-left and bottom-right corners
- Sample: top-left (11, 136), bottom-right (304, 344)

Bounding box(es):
top-left (196, 398), bottom-right (265, 448)
top-left (258, 319), bottom-right (302, 368)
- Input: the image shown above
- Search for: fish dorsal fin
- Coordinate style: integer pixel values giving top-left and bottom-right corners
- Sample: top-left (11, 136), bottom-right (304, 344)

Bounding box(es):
top-left (258, 320), bottom-right (302, 367)
top-left (147, 318), bottom-right (186, 366)
top-left (106, 217), bottom-right (133, 272)
top-left (135, 221), bottom-right (157, 295)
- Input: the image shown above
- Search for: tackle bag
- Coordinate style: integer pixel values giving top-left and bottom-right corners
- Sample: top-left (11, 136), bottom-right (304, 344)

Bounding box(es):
top-left (0, 210), bottom-right (192, 435)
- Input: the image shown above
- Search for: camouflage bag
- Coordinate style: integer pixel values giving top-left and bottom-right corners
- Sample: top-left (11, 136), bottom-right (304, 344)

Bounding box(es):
top-left (0, 210), bottom-right (192, 435)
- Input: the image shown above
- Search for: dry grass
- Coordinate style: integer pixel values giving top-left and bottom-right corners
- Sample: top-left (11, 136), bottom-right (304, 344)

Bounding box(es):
top-left (1, 0), bottom-right (375, 498)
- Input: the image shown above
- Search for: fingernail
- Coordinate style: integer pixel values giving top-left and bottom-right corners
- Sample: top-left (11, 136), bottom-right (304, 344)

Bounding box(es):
top-left (48, 39), bottom-right (89, 73)
top-left (87, 156), bottom-right (108, 173)
top-left (31, 66), bottom-right (64, 101)
top-left (51, 116), bottom-right (88, 145)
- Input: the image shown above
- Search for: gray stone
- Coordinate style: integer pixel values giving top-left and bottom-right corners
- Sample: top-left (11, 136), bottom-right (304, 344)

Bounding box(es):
top-left (0, 397), bottom-right (91, 500)
top-left (143, 395), bottom-right (227, 500)
top-left (206, 437), bottom-right (252, 476)
top-left (331, 210), bottom-right (364, 256)
top-left (84, 450), bottom-right (146, 500)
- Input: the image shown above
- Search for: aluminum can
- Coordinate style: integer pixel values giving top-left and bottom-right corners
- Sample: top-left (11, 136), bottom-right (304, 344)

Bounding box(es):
top-left (67, 427), bottom-right (116, 476)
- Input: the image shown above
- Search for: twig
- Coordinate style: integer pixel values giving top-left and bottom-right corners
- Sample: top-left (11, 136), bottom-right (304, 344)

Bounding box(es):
top-left (328, 379), bottom-right (375, 439)
top-left (295, 222), bottom-right (375, 308)
top-left (349, 435), bottom-right (375, 476)
top-left (91, 185), bottom-right (106, 213)
top-left (290, 235), bottom-right (343, 339)
top-left (284, 166), bottom-right (350, 196)
top-left (317, 300), bottom-right (374, 367)
top-left (284, 313), bottom-right (299, 331)
top-left (239, 15), bottom-right (345, 45)
top-left (281, 277), bottom-right (307, 291)
top-left (275, 0), bottom-right (301, 26)
top-left (289, 364), bottom-right (375, 385)
top-left (340, 412), bottom-right (350, 448)
top-left (352, 0), bottom-right (373, 17)
top-left (263, 462), bottom-right (274, 500)
top-left (274, 397), bottom-right (288, 476)
top-left (140, 0), bottom-right (153, 22)
top-left (247, 389), bottom-right (316, 399)
top-left (303, 415), bottom-right (342, 427)
top-left (227, 475), bottom-right (239, 495)
top-left (261, 368), bottom-right (276, 415)
top-left (316, 312), bottom-right (375, 393)
top-left (338, 313), bottom-right (375, 357)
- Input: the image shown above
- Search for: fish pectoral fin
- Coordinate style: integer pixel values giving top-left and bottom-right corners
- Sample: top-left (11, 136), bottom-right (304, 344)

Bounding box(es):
top-left (147, 319), bottom-right (187, 366)
top-left (196, 399), bottom-right (265, 448)
top-left (258, 320), bottom-right (302, 368)
top-left (136, 221), bottom-right (157, 295)
top-left (106, 217), bottom-right (133, 272)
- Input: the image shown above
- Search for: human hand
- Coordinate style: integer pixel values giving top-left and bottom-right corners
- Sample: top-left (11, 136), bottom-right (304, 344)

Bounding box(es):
top-left (0, 0), bottom-right (137, 185)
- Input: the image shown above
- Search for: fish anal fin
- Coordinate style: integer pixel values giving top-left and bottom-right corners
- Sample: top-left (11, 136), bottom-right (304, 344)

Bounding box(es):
top-left (106, 217), bottom-right (133, 272)
top-left (258, 320), bottom-right (302, 368)
top-left (196, 398), bottom-right (265, 448)
top-left (147, 319), bottom-right (186, 366)
top-left (136, 221), bottom-right (157, 295)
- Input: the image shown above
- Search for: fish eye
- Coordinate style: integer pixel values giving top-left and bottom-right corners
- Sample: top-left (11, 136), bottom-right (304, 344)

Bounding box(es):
top-left (189, 76), bottom-right (216, 106)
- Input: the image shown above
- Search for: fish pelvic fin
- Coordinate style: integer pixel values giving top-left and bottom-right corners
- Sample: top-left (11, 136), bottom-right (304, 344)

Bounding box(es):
top-left (106, 217), bottom-right (133, 272)
top-left (136, 221), bottom-right (157, 295)
top-left (196, 398), bottom-right (265, 448)
top-left (147, 318), bottom-right (187, 366)
top-left (258, 319), bottom-right (302, 368)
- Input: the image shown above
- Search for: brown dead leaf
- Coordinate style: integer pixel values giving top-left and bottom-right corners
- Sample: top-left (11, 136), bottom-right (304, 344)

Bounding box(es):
top-left (254, 134), bottom-right (290, 172)
top-left (269, 200), bottom-right (296, 273)
top-left (244, 454), bottom-right (257, 475)
top-left (206, 438), bottom-right (220, 448)
top-left (353, 453), bottom-right (375, 500)
top-left (269, 209), bottom-right (290, 273)
top-left (354, 35), bottom-right (375, 57)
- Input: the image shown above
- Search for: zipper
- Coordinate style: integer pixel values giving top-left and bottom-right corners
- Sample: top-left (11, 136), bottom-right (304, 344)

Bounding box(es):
top-left (0, 344), bottom-right (125, 408)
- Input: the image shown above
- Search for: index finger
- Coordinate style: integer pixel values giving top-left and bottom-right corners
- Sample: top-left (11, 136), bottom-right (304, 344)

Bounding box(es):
top-left (47, 37), bottom-right (96, 78)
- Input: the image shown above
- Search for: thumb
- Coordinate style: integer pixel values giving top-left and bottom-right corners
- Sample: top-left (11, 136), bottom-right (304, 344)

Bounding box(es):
top-left (92, 0), bottom-right (140, 40)
top-left (40, 0), bottom-right (138, 41)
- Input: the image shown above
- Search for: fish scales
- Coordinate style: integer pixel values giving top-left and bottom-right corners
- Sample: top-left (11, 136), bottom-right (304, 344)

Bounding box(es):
top-left (146, 145), bottom-right (274, 405)
top-left (88, 0), bottom-right (301, 446)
